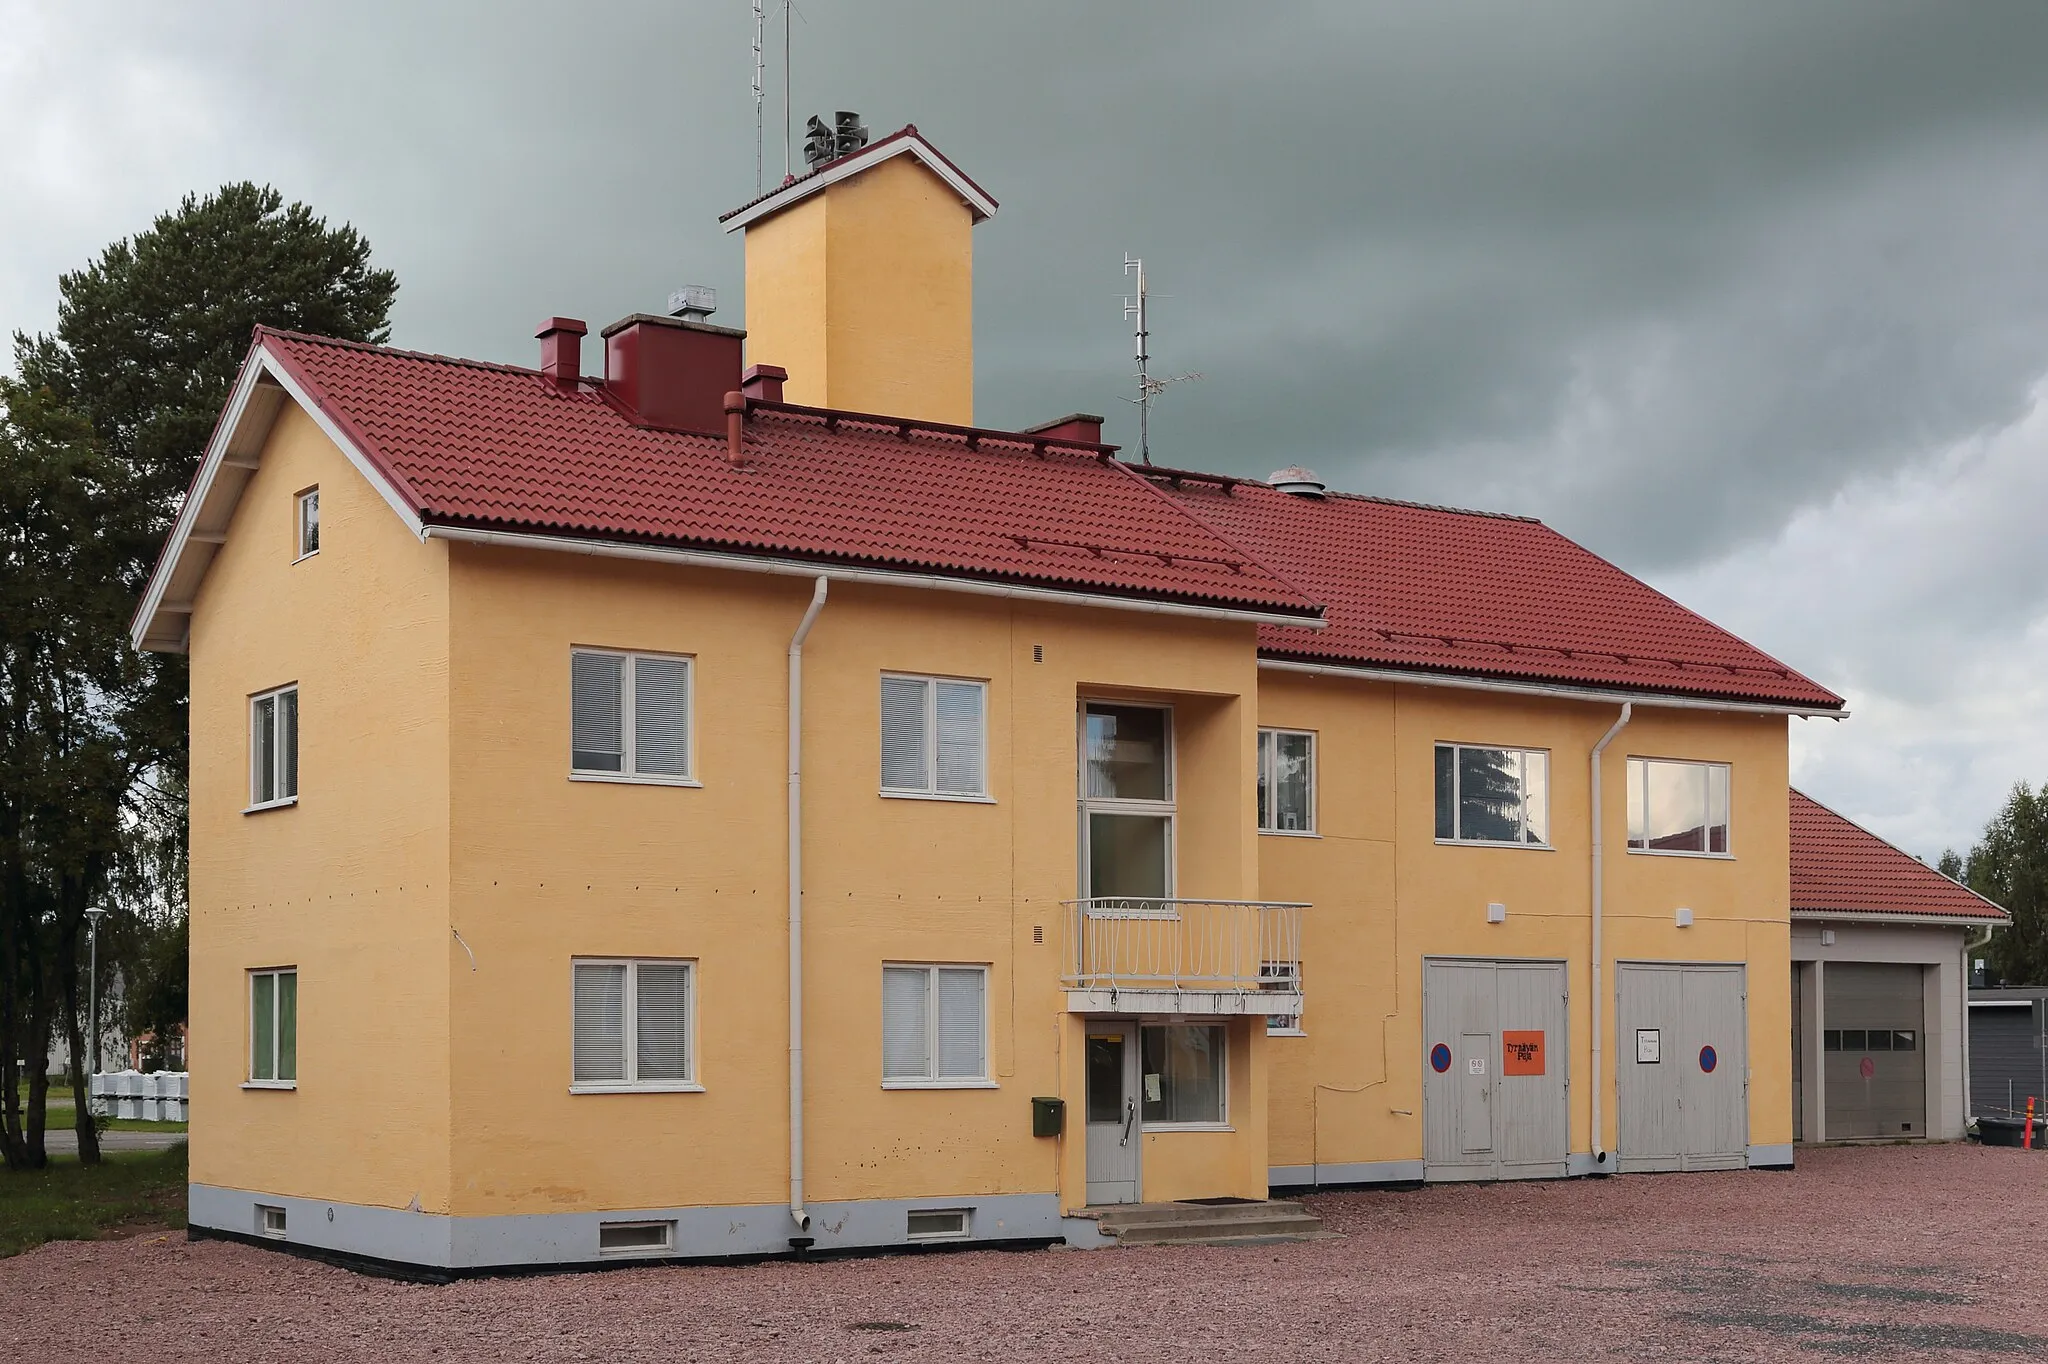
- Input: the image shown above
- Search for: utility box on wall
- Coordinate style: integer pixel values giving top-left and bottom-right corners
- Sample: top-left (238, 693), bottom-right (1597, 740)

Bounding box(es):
top-left (1031, 1096), bottom-right (1065, 1138)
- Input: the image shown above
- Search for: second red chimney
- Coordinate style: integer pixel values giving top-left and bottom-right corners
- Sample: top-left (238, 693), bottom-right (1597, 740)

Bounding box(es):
top-left (602, 314), bottom-right (746, 434)
top-left (536, 317), bottom-right (587, 393)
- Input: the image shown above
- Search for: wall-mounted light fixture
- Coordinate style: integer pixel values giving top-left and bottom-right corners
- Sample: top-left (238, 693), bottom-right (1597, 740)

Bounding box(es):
top-left (1674, 907), bottom-right (1694, 928)
top-left (1820, 928), bottom-right (1836, 946)
top-left (1486, 902), bottom-right (1507, 924)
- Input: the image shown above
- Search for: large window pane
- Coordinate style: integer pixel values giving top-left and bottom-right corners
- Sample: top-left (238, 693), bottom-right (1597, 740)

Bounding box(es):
top-left (1433, 744), bottom-right (1456, 840)
top-left (571, 653), bottom-right (625, 773)
top-left (1457, 746), bottom-right (1525, 843)
top-left (1521, 750), bottom-right (1548, 845)
top-left (275, 972), bottom-right (297, 1082)
top-left (1628, 757), bottom-right (1731, 854)
top-left (635, 964), bottom-right (691, 1082)
top-left (935, 968), bottom-right (985, 1079)
top-left (1141, 1024), bottom-right (1225, 1124)
top-left (634, 657), bottom-right (690, 778)
top-left (253, 695), bottom-right (277, 805)
top-left (279, 688), bottom-right (299, 799)
top-left (1088, 813), bottom-right (1170, 900)
top-left (1085, 705), bottom-right (1169, 800)
top-left (934, 682), bottom-right (985, 796)
top-left (573, 963), bottom-right (627, 1083)
top-left (251, 973), bottom-right (276, 1081)
top-left (881, 966), bottom-right (930, 1079)
top-left (880, 677), bottom-right (930, 791)
top-left (1706, 764), bottom-right (1730, 853)
top-left (1261, 730), bottom-right (1313, 833)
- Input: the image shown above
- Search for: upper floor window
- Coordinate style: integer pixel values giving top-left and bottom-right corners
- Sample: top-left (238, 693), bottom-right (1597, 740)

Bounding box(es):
top-left (249, 684), bottom-right (299, 809)
top-left (1434, 743), bottom-right (1549, 846)
top-left (1081, 703), bottom-right (1174, 901)
top-left (1258, 728), bottom-right (1315, 834)
top-left (572, 958), bottom-right (696, 1091)
top-left (571, 649), bottom-right (693, 783)
top-left (881, 675), bottom-right (987, 799)
top-left (882, 964), bottom-right (989, 1086)
top-left (1627, 757), bottom-right (1731, 855)
top-left (248, 967), bottom-right (297, 1086)
top-left (295, 488), bottom-right (320, 559)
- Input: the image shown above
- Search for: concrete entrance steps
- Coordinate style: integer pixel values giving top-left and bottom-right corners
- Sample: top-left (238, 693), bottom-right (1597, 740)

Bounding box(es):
top-left (1087, 1198), bottom-right (1330, 1247)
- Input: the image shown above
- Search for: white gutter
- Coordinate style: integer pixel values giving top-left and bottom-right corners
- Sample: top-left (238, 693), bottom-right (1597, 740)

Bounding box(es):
top-left (1961, 922), bottom-right (1999, 1130)
top-left (786, 576), bottom-right (828, 1236)
top-left (1791, 911), bottom-right (2011, 928)
top-left (1258, 658), bottom-right (1844, 719)
top-left (421, 525), bottom-right (1324, 632)
top-left (1588, 702), bottom-right (1632, 1172)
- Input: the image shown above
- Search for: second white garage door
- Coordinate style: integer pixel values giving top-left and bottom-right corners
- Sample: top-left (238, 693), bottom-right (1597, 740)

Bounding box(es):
top-left (1616, 962), bottom-right (1748, 1172)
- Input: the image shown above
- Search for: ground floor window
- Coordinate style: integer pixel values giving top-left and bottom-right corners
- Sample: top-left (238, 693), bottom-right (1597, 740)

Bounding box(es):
top-left (248, 967), bottom-right (297, 1084)
top-left (572, 959), bottom-right (695, 1089)
top-left (1141, 1023), bottom-right (1226, 1125)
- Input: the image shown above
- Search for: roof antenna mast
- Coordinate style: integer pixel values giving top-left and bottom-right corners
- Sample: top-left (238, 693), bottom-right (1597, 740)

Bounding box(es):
top-left (1122, 254), bottom-right (1201, 465)
top-left (752, 0), bottom-right (767, 193)
top-left (782, 0), bottom-right (795, 182)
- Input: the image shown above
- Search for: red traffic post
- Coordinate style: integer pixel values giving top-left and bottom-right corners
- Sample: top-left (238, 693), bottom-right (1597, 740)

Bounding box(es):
top-left (2027, 1096), bottom-right (2038, 1151)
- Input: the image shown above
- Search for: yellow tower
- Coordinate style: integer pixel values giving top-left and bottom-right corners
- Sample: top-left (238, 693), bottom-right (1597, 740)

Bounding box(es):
top-left (722, 126), bottom-right (997, 426)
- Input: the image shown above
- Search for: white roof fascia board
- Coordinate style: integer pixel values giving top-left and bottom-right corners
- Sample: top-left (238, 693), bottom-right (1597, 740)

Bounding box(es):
top-left (421, 524), bottom-right (1323, 630)
top-left (721, 135), bottom-right (997, 233)
top-left (1258, 656), bottom-right (1846, 719)
top-left (1791, 910), bottom-right (2008, 928)
top-left (130, 344), bottom-right (425, 652)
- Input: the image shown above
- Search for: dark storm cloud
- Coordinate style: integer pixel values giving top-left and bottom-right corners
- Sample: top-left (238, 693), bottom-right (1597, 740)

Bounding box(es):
top-left (8, 1), bottom-right (2048, 851)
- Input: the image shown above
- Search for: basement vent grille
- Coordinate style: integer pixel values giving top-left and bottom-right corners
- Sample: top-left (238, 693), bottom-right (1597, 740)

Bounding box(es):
top-left (905, 1208), bottom-right (970, 1241)
top-left (599, 1220), bottom-right (675, 1255)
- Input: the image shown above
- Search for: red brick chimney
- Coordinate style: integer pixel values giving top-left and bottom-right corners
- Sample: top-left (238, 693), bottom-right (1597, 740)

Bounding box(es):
top-left (535, 317), bottom-right (587, 393)
top-left (601, 314), bottom-right (746, 434)
top-left (1022, 413), bottom-right (1106, 445)
top-left (742, 363), bottom-right (788, 403)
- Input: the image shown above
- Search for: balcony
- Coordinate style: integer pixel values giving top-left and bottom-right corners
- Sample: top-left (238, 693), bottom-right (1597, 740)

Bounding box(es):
top-left (1062, 898), bottom-right (1308, 1016)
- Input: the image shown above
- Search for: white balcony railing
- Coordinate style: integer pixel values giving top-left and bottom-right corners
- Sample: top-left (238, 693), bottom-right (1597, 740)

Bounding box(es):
top-left (1062, 898), bottom-right (1307, 1011)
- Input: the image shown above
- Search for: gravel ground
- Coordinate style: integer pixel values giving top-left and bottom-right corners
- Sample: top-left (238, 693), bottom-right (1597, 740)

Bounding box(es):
top-left (4, 1143), bottom-right (2041, 1363)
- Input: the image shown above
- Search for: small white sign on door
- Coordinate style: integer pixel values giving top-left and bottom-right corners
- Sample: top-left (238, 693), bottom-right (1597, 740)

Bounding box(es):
top-left (1636, 1029), bottom-right (1661, 1064)
top-left (1467, 1057), bottom-right (1486, 1075)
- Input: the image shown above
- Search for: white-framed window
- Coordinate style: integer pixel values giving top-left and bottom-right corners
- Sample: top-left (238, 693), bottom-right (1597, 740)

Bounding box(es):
top-left (570, 648), bottom-right (694, 784)
top-left (571, 958), bottom-right (697, 1092)
top-left (1080, 702), bottom-right (1174, 901)
top-left (295, 487), bottom-right (320, 560)
top-left (1140, 1023), bottom-right (1227, 1127)
top-left (881, 964), bottom-right (990, 1086)
top-left (248, 685), bottom-right (299, 810)
top-left (880, 674), bottom-right (988, 799)
top-left (905, 1208), bottom-right (971, 1240)
top-left (247, 967), bottom-right (297, 1086)
top-left (1627, 757), bottom-right (1732, 856)
top-left (598, 1220), bottom-right (674, 1255)
top-left (1433, 743), bottom-right (1549, 846)
top-left (1258, 728), bottom-right (1315, 834)
top-left (1261, 961), bottom-right (1304, 1036)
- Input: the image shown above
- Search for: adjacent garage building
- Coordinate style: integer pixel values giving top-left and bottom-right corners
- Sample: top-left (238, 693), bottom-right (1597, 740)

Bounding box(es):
top-left (1788, 791), bottom-right (2006, 1142)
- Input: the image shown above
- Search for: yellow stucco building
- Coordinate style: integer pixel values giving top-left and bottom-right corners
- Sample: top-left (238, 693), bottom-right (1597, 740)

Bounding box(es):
top-left (134, 127), bottom-right (1845, 1275)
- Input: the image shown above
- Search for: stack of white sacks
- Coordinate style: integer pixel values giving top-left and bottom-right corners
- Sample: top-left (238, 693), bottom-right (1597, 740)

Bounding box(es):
top-left (87, 1071), bottom-right (189, 1122)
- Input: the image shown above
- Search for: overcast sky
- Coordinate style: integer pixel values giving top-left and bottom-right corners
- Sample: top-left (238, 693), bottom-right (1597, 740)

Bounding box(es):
top-left (7, 2), bottom-right (2047, 859)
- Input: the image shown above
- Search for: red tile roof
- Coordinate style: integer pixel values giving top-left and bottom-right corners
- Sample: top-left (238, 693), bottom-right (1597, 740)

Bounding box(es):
top-left (1789, 790), bottom-right (2007, 921)
top-left (1160, 474), bottom-right (1843, 708)
top-left (255, 331), bottom-right (1319, 618)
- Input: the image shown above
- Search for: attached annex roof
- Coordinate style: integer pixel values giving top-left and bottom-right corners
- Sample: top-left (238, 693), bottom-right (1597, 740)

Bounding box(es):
top-left (1790, 789), bottom-right (2007, 923)
top-left (1159, 473), bottom-right (1844, 711)
top-left (719, 125), bottom-right (998, 233)
top-left (130, 330), bottom-right (1322, 651)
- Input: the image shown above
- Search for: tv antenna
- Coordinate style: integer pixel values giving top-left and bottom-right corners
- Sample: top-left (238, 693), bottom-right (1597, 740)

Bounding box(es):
top-left (752, 1), bottom-right (766, 193)
top-left (1122, 254), bottom-right (1201, 465)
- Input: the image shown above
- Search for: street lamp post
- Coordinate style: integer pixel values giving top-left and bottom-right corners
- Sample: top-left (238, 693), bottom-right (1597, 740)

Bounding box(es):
top-left (84, 907), bottom-right (106, 1080)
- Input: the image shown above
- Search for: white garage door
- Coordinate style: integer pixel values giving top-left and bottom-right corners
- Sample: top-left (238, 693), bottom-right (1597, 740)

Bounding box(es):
top-left (1616, 962), bottom-right (1748, 1173)
top-left (1422, 958), bottom-right (1569, 1181)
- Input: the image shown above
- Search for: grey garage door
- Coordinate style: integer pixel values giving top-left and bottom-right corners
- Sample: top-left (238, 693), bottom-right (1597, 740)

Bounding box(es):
top-left (1970, 1002), bottom-right (2045, 1120)
top-left (1617, 962), bottom-right (1747, 1172)
top-left (1822, 963), bottom-right (1925, 1139)
top-left (1422, 958), bottom-right (1569, 1181)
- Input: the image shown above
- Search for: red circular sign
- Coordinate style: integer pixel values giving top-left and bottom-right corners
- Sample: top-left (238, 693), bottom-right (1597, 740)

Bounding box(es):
top-left (1859, 1055), bottom-right (1876, 1081)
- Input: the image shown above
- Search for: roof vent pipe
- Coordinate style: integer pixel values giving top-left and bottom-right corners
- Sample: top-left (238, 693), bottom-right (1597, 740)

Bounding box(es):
top-left (535, 318), bottom-right (587, 394)
top-left (725, 391), bottom-right (748, 466)
top-left (1269, 466), bottom-right (1326, 498)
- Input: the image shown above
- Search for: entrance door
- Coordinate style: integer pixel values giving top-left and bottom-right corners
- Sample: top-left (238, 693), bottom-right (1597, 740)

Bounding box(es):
top-left (1617, 962), bottom-right (1748, 1172)
top-left (1084, 1029), bottom-right (1140, 1204)
top-left (1422, 959), bottom-right (1569, 1181)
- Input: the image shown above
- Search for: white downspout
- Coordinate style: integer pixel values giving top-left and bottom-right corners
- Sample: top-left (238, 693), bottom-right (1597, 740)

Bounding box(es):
top-left (1961, 922), bottom-right (1996, 1134)
top-left (787, 576), bottom-right (829, 1236)
top-left (1589, 702), bottom-right (1632, 1172)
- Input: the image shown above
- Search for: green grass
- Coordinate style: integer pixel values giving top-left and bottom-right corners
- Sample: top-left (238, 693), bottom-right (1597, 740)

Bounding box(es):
top-left (0, 1142), bottom-right (187, 1257)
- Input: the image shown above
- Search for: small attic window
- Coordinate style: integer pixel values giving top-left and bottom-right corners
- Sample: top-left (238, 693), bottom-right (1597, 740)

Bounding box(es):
top-left (296, 488), bottom-right (320, 560)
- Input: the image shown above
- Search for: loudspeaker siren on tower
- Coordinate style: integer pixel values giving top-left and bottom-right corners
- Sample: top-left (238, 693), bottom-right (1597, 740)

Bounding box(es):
top-left (803, 111), bottom-right (870, 171)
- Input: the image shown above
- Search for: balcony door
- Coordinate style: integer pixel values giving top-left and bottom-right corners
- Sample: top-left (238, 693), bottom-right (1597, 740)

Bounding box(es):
top-left (1079, 702), bottom-right (1174, 906)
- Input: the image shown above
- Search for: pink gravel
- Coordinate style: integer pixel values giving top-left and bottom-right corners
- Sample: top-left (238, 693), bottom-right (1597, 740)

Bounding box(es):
top-left (4, 1143), bottom-right (2042, 1363)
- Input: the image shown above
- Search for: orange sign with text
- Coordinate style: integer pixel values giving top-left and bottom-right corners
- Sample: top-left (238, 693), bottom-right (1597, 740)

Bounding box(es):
top-left (1502, 1030), bottom-right (1546, 1077)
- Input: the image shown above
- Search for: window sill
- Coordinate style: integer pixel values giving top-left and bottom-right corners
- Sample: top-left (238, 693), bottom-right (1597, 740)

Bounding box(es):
top-left (1266, 1028), bottom-right (1307, 1038)
top-left (243, 797), bottom-right (298, 815)
top-left (881, 1079), bottom-right (999, 1090)
top-left (568, 773), bottom-right (702, 789)
top-left (1625, 848), bottom-right (1735, 860)
top-left (293, 550), bottom-right (318, 564)
top-left (240, 1081), bottom-right (296, 1091)
top-left (568, 1082), bottom-right (705, 1095)
top-left (1433, 838), bottom-right (1553, 851)
top-left (1142, 1121), bottom-right (1233, 1133)
top-left (1258, 828), bottom-right (1319, 839)
top-left (879, 790), bottom-right (996, 805)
